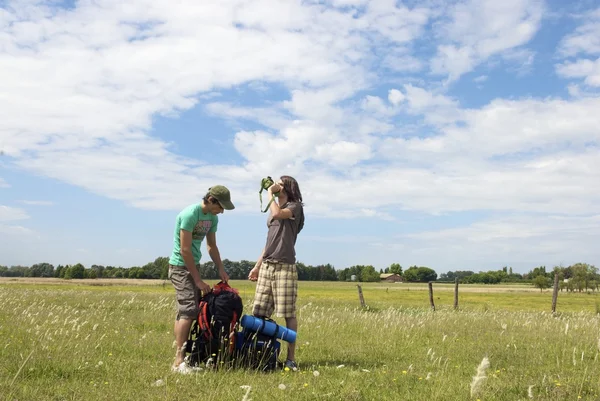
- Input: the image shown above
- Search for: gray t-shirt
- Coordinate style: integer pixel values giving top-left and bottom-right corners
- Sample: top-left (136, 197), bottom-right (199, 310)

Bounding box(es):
top-left (262, 201), bottom-right (304, 264)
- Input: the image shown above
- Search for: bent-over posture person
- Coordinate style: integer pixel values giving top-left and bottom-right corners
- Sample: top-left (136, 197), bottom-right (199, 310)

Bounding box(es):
top-left (168, 185), bottom-right (234, 372)
top-left (248, 175), bottom-right (304, 371)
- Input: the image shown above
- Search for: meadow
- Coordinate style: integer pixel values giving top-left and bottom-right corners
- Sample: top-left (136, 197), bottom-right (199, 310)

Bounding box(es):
top-left (1, 278), bottom-right (600, 400)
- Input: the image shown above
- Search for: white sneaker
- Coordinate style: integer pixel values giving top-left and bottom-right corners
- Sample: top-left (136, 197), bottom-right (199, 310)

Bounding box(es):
top-left (171, 362), bottom-right (193, 375)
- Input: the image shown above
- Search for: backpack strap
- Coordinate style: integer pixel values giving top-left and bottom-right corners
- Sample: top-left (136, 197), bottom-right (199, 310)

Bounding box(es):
top-left (198, 301), bottom-right (213, 340)
top-left (228, 310), bottom-right (239, 353)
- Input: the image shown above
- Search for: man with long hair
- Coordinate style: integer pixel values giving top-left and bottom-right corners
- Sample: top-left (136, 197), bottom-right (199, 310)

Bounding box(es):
top-left (168, 185), bottom-right (234, 372)
top-left (248, 175), bottom-right (305, 371)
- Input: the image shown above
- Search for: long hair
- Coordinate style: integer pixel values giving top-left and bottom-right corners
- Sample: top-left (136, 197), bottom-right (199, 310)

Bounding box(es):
top-left (280, 175), bottom-right (303, 205)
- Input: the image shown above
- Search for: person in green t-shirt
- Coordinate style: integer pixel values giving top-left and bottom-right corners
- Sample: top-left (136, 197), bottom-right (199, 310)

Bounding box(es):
top-left (168, 185), bottom-right (235, 372)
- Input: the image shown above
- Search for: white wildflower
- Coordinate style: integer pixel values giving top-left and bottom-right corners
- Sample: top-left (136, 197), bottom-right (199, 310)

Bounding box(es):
top-left (240, 385), bottom-right (252, 401)
top-left (278, 384), bottom-right (286, 390)
top-left (336, 364), bottom-right (345, 369)
top-left (313, 370), bottom-right (320, 377)
top-left (528, 385), bottom-right (534, 399)
top-left (470, 356), bottom-right (490, 397)
top-left (152, 379), bottom-right (164, 387)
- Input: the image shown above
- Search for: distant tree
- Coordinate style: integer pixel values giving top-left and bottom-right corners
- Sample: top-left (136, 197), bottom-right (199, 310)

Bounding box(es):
top-left (65, 263), bottom-right (85, 279)
top-left (403, 266), bottom-right (437, 282)
top-left (388, 263), bottom-right (403, 275)
top-left (527, 266), bottom-right (549, 279)
top-left (532, 275), bottom-right (552, 292)
top-left (30, 263), bottom-right (54, 277)
top-left (440, 270), bottom-right (475, 281)
top-left (361, 265), bottom-right (380, 282)
top-left (91, 265), bottom-right (105, 278)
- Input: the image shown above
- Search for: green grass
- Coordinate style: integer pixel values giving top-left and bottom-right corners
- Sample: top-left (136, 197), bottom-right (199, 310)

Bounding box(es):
top-left (1, 279), bottom-right (600, 400)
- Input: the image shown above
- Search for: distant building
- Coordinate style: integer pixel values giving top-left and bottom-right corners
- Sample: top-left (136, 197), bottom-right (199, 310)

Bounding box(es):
top-left (380, 273), bottom-right (403, 283)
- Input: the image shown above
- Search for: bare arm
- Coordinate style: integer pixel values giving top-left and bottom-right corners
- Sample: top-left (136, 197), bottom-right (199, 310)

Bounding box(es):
top-left (268, 186), bottom-right (293, 220)
top-left (206, 231), bottom-right (225, 272)
top-left (249, 248), bottom-right (265, 281)
top-left (254, 247), bottom-right (265, 269)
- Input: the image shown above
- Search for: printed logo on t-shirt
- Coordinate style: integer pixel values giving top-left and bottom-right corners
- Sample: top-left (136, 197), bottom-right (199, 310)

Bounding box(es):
top-left (192, 220), bottom-right (212, 240)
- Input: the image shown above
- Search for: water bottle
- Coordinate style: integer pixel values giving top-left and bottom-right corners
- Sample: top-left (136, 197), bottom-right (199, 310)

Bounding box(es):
top-left (240, 315), bottom-right (297, 343)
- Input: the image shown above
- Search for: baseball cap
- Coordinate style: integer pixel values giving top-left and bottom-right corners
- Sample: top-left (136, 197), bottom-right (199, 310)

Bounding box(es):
top-left (209, 185), bottom-right (235, 210)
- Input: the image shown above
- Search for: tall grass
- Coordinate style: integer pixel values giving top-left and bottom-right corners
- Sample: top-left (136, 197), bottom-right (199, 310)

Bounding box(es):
top-left (1, 281), bottom-right (599, 400)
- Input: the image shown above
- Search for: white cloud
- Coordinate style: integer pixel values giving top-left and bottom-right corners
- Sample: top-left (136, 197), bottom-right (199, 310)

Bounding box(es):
top-left (315, 141), bottom-right (372, 167)
top-left (0, 205), bottom-right (29, 222)
top-left (557, 58), bottom-right (600, 87)
top-left (431, 0), bottom-right (544, 81)
top-left (388, 89), bottom-right (405, 105)
top-left (0, 205), bottom-right (32, 237)
top-left (19, 200), bottom-right (53, 206)
top-left (398, 214), bottom-right (600, 268)
top-left (0, 0), bottom-right (598, 231)
top-left (556, 8), bottom-right (600, 87)
top-left (0, 224), bottom-right (34, 236)
top-left (0, 177), bottom-right (8, 188)
top-left (0, 0), bottom-right (429, 211)
top-left (557, 8), bottom-right (600, 57)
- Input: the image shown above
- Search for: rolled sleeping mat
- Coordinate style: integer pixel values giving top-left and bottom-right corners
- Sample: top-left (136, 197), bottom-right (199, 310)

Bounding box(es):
top-left (240, 314), bottom-right (297, 343)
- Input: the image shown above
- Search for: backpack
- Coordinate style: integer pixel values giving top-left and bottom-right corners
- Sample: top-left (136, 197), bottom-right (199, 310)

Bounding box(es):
top-left (185, 281), bottom-right (243, 369)
top-left (234, 316), bottom-right (281, 372)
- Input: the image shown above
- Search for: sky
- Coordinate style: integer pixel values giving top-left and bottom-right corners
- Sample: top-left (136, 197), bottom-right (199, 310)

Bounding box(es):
top-left (1, 0), bottom-right (599, 275)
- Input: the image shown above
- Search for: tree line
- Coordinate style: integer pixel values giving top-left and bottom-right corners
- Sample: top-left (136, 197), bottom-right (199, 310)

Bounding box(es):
top-left (0, 258), bottom-right (432, 282)
top-left (439, 263), bottom-right (599, 292)
top-left (1, 260), bottom-right (596, 288)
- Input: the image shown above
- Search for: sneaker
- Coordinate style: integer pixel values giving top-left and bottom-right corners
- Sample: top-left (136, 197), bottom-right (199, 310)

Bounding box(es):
top-left (171, 362), bottom-right (193, 375)
top-left (284, 359), bottom-right (298, 371)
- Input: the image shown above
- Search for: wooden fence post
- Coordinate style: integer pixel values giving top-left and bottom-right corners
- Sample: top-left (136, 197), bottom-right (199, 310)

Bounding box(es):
top-left (357, 284), bottom-right (366, 308)
top-left (552, 273), bottom-right (560, 313)
top-left (428, 282), bottom-right (435, 311)
top-left (454, 277), bottom-right (459, 310)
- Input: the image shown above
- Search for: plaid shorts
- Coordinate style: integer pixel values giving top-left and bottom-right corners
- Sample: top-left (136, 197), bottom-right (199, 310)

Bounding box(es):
top-left (252, 261), bottom-right (298, 319)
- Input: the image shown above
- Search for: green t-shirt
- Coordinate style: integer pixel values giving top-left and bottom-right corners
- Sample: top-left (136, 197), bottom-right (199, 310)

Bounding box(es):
top-left (169, 203), bottom-right (218, 266)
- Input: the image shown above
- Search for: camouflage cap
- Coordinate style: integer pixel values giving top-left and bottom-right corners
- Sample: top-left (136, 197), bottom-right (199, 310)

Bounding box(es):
top-left (208, 185), bottom-right (235, 210)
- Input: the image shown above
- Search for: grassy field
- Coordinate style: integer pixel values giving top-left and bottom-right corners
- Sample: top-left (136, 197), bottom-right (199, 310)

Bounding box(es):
top-left (1, 278), bottom-right (600, 400)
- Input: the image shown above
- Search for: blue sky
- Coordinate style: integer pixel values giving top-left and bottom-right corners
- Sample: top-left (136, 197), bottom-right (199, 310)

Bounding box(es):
top-left (1, 0), bottom-right (599, 275)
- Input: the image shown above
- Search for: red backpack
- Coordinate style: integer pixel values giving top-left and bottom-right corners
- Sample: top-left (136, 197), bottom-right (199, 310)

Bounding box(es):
top-left (185, 281), bottom-right (243, 368)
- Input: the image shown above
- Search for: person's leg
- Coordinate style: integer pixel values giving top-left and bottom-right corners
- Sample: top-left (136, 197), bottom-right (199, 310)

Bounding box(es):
top-left (284, 316), bottom-right (297, 361)
top-left (252, 261), bottom-right (275, 318)
top-left (173, 317), bottom-right (193, 366)
top-left (273, 262), bottom-right (298, 366)
top-left (169, 265), bottom-right (200, 368)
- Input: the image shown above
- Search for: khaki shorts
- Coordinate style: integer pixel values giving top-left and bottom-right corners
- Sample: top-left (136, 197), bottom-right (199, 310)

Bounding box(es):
top-left (168, 264), bottom-right (200, 320)
top-left (252, 261), bottom-right (298, 319)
